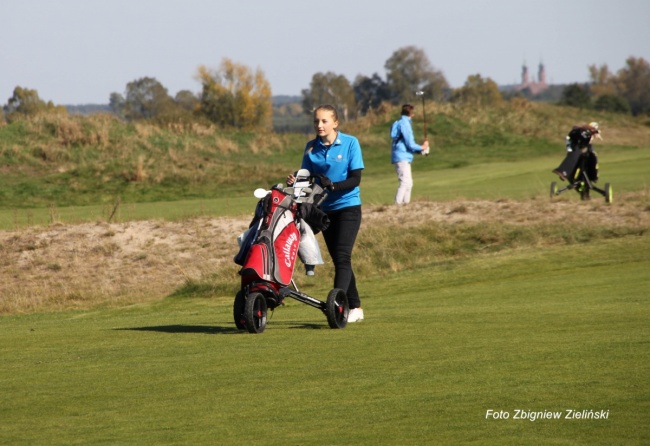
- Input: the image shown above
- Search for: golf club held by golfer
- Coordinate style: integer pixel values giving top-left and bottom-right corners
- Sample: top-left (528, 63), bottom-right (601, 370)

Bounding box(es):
top-left (415, 91), bottom-right (429, 156)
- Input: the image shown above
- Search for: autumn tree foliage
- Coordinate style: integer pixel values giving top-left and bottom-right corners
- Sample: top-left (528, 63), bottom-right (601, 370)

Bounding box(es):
top-left (616, 57), bottom-right (650, 116)
top-left (588, 57), bottom-right (650, 115)
top-left (451, 74), bottom-right (503, 107)
top-left (588, 64), bottom-right (618, 98)
top-left (197, 59), bottom-right (272, 129)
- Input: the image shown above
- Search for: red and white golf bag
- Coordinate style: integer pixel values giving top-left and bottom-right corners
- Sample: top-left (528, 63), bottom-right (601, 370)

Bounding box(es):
top-left (235, 187), bottom-right (301, 288)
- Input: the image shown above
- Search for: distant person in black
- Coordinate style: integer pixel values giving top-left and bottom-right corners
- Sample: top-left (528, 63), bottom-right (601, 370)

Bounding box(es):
top-left (552, 122), bottom-right (602, 183)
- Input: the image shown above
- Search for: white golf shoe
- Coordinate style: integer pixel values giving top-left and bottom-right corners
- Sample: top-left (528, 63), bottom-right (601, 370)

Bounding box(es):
top-left (347, 307), bottom-right (364, 323)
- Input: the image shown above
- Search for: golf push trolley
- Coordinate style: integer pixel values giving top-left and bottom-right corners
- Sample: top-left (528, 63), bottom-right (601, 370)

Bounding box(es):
top-left (550, 149), bottom-right (613, 203)
top-left (232, 169), bottom-right (349, 333)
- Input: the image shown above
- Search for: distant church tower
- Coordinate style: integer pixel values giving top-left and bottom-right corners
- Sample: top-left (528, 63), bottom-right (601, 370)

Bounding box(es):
top-left (538, 62), bottom-right (547, 85)
top-left (521, 64), bottom-right (530, 86)
top-left (517, 61), bottom-right (549, 95)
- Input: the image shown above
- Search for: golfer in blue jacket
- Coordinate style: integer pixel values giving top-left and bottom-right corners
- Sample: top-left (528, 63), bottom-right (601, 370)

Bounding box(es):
top-left (390, 104), bottom-right (429, 205)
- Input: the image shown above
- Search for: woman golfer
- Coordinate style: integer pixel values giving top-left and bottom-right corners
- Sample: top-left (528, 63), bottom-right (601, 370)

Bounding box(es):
top-left (287, 104), bottom-right (365, 322)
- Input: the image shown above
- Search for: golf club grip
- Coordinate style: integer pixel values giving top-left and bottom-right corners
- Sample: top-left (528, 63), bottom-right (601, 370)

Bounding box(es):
top-left (315, 191), bottom-right (328, 207)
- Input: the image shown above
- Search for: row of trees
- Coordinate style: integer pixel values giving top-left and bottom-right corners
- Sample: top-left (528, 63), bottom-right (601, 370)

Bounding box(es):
top-left (560, 57), bottom-right (650, 116)
top-left (301, 46), bottom-right (450, 120)
top-left (108, 58), bottom-right (272, 128)
top-left (107, 46), bottom-right (453, 127)
top-left (3, 48), bottom-right (649, 128)
top-left (2, 87), bottom-right (67, 120)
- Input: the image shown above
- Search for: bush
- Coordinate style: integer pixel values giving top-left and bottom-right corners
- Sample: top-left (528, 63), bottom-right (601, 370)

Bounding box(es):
top-left (594, 94), bottom-right (631, 114)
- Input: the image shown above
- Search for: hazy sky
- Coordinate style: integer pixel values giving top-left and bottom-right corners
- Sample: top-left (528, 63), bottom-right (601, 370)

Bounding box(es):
top-left (2, 0), bottom-right (649, 105)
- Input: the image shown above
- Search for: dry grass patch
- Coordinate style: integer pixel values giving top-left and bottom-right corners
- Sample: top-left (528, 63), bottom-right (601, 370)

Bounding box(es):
top-left (2, 192), bottom-right (648, 314)
top-left (0, 217), bottom-right (249, 314)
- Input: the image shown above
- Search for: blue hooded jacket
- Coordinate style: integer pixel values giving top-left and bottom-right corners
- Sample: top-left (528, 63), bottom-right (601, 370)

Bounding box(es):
top-left (390, 115), bottom-right (424, 163)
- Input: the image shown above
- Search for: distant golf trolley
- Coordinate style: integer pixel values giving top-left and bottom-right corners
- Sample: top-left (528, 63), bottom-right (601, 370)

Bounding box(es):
top-left (550, 153), bottom-right (613, 203)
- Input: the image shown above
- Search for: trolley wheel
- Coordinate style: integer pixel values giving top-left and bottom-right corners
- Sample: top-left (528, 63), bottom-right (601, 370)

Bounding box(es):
top-left (605, 183), bottom-right (613, 203)
top-left (325, 288), bottom-right (349, 329)
top-left (233, 290), bottom-right (246, 330)
top-left (244, 292), bottom-right (268, 334)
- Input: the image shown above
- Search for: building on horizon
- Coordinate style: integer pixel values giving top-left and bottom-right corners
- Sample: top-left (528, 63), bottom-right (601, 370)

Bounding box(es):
top-left (515, 62), bottom-right (549, 96)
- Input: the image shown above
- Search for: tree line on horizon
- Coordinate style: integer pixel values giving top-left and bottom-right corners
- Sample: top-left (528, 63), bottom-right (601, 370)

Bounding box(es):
top-left (2, 46), bottom-right (649, 130)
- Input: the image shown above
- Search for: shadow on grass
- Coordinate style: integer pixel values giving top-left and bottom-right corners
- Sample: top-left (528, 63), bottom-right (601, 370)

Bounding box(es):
top-left (115, 325), bottom-right (240, 335)
top-left (115, 320), bottom-right (336, 335)
top-left (268, 321), bottom-right (329, 330)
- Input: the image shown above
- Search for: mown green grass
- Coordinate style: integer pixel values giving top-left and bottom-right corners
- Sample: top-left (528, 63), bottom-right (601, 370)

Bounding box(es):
top-left (0, 194), bottom-right (256, 230)
top-left (1, 235), bottom-right (648, 445)
top-left (2, 104), bottom-right (649, 444)
top-left (3, 146), bottom-right (648, 230)
top-left (366, 146), bottom-right (650, 203)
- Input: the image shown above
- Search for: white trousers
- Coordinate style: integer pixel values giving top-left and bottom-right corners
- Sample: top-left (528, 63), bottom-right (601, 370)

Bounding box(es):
top-left (394, 161), bottom-right (413, 204)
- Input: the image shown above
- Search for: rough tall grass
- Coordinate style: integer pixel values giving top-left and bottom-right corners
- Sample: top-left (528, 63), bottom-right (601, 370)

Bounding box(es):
top-left (3, 102), bottom-right (649, 209)
top-left (0, 113), bottom-right (307, 208)
top-left (350, 100), bottom-right (650, 150)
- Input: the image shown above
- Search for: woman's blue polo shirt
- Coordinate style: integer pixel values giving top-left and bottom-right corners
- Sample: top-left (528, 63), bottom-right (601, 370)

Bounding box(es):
top-left (301, 132), bottom-right (364, 212)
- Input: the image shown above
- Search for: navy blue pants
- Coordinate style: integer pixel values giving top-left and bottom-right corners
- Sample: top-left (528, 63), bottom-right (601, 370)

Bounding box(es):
top-left (322, 205), bottom-right (362, 309)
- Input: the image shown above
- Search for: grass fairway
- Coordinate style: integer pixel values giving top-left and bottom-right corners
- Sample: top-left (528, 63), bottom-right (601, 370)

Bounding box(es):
top-left (1, 235), bottom-right (648, 445)
top-left (2, 146), bottom-right (649, 230)
top-left (364, 146), bottom-right (650, 203)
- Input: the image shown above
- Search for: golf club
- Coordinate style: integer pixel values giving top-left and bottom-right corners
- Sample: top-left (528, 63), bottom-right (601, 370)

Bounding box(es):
top-left (415, 91), bottom-right (428, 156)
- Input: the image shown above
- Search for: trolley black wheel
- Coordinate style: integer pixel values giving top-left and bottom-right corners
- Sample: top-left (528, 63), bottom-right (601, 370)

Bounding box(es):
top-left (550, 181), bottom-right (558, 199)
top-left (325, 288), bottom-right (348, 329)
top-left (605, 183), bottom-right (613, 203)
top-left (244, 292), bottom-right (268, 334)
top-left (233, 290), bottom-right (246, 330)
